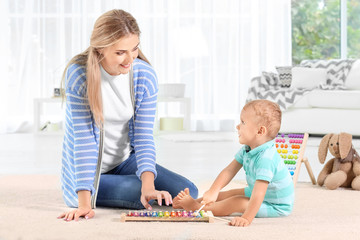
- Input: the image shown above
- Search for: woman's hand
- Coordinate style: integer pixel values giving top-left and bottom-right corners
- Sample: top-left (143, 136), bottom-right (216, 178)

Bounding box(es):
top-left (57, 206), bottom-right (95, 221)
top-left (140, 188), bottom-right (173, 210)
top-left (229, 216), bottom-right (250, 227)
top-left (201, 189), bottom-right (219, 207)
top-left (140, 171), bottom-right (173, 210)
top-left (58, 190), bottom-right (94, 221)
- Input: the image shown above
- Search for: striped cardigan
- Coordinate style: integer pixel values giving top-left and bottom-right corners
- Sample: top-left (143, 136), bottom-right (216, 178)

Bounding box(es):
top-left (61, 58), bottom-right (158, 208)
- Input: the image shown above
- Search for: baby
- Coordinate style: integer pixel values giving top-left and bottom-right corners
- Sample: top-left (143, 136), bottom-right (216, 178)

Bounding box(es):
top-left (173, 99), bottom-right (294, 227)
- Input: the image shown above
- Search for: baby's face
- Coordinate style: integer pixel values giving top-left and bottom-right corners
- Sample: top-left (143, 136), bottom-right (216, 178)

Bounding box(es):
top-left (236, 108), bottom-right (259, 146)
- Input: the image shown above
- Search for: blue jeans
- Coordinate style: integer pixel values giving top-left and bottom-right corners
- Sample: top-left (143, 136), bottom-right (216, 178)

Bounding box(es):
top-left (96, 152), bottom-right (198, 209)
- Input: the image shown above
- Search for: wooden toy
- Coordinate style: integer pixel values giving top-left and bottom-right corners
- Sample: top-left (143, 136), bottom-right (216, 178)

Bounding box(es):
top-left (193, 204), bottom-right (205, 217)
top-left (275, 133), bottom-right (316, 186)
top-left (120, 210), bottom-right (215, 223)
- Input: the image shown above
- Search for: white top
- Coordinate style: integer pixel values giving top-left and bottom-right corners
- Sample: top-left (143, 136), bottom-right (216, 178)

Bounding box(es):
top-left (100, 65), bottom-right (133, 173)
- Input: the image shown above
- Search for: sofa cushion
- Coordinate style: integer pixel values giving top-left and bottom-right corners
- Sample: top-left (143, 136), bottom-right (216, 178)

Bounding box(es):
top-left (345, 59), bottom-right (360, 90)
top-left (289, 92), bottom-right (311, 109)
top-left (308, 90), bottom-right (360, 109)
top-left (281, 108), bottom-right (360, 136)
top-left (291, 67), bottom-right (327, 89)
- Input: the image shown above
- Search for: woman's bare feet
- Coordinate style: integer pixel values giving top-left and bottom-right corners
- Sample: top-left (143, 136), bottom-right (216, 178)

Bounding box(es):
top-left (176, 190), bottom-right (202, 211)
top-left (172, 188), bottom-right (190, 209)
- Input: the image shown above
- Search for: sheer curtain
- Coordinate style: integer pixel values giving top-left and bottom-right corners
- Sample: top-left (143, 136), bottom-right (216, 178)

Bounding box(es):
top-left (0, 0), bottom-right (291, 133)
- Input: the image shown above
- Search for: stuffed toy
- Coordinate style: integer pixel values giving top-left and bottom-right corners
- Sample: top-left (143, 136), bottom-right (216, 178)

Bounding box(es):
top-left (317, 132), bottom-right (360, 190)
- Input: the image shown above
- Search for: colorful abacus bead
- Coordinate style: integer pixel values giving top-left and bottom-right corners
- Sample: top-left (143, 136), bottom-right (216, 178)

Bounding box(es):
top-left (170, 211), bottom-right (176, 217)
top-left (152, 211), bottom-right (158, 217)
top-left (164, 211), bottom-right (170, 217)
top-left (127, 211), bottom-right (133, 216)
top-left (139, 211), bottom-right (145, 217)
top-left (188, 210), bottom-right (193, 217)
top-left (133, 211), bottom-right (139, 217)
top-left (158, 211), bottom-right (164, 217)
top-left (182, 211), bottom-right (188, 217)
top-left (176, 211), bottom-right (182, 217)
top-left (199, 210), bottom-right (205, 217)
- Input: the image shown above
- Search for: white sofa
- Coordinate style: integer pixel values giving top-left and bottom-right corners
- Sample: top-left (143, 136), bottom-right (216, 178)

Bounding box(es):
top-left (280, 59), bottom-right (360, 136)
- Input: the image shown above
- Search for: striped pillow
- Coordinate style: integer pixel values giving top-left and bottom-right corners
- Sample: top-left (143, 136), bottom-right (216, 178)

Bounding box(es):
top-left (276, 66), bottom-right (292, 88)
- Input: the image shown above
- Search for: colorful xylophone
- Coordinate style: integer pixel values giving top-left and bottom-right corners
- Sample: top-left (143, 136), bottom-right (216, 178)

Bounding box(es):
top-left (275, 133), bottom-right (316, 186)
top-left (120, 210), bottom-right (214, 223)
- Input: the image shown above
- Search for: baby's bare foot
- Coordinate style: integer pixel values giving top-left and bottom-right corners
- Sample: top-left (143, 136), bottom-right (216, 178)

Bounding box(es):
top-left (177, 193), bottom-right (201, 212)
top-left (172, 188), bottom-right (190, 209)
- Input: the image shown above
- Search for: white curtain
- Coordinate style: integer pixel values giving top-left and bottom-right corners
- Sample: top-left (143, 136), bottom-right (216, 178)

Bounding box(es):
top-left (0, 0), bottom-right (291, 133)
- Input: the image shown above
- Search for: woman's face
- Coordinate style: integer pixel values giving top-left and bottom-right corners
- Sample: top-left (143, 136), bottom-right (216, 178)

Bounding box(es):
top-left (100, 34), bottom-right (140, 75)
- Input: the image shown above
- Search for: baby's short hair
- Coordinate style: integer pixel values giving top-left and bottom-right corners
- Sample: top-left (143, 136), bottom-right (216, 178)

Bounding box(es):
top-left (243, 100), bottom-right (282, 139)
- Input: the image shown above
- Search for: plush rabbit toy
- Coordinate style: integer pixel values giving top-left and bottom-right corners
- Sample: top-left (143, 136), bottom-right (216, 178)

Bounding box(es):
top-left (317, 132), bottom-right (360, 190)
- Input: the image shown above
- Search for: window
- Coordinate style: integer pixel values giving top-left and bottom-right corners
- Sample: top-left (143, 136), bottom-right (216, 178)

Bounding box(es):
top-left (347, 0), bottom-right (360, 58)
top-left (1, 0), bottom-right (291, 133)
top-left (292, 0), bottom-right (359, 64)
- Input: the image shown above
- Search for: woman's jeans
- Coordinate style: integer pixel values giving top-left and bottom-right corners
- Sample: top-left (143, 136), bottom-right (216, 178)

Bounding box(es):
top-left (96, 152), bottom-right (198, 209)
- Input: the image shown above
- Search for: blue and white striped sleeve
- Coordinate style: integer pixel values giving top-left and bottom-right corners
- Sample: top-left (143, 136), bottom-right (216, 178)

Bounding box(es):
top-left (65, 66), bottom-right (98, 195)
top-left (133, 64), bottom-right (159, 179)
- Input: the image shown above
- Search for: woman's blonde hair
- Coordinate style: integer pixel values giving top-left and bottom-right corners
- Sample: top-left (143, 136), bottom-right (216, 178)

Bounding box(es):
top-left (61, 9), bottom-right (149, 127)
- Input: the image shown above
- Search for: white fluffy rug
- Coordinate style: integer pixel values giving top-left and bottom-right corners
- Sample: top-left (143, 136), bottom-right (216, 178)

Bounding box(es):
top-left (1, 175), bottom-right (360, 240)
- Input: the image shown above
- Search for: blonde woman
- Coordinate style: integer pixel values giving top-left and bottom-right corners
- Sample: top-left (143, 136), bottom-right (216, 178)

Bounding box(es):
top-left (58, 9), bottom-right (198, 221)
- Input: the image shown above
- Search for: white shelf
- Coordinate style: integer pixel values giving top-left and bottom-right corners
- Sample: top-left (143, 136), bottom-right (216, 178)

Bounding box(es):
top-left (33, 97), bottom-right (63, 133)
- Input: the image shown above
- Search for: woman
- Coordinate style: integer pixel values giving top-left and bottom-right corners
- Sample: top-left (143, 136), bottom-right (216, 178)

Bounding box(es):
top-left (58, 9), bottom-right (198, 221)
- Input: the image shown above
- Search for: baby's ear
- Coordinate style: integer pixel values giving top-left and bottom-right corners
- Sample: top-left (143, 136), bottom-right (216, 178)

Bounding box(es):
top-left (257, 126), bottom-right (267, 136)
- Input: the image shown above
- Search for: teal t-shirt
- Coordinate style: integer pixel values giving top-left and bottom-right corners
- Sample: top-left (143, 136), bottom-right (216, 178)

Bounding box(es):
top-left (235, 140), bottom-right (294, 206)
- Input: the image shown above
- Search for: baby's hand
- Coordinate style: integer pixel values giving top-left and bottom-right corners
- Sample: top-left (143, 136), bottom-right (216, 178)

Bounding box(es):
top-left (229, 216), bottom-right (250, 227)
top-left (201, 190), bottom-right (218, 206)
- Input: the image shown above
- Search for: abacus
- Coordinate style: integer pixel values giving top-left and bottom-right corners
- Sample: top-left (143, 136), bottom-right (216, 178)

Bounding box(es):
top-left (275, 133), bottom-right (316, 187)
top-left (120, 210), bottom-right (214, 223)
